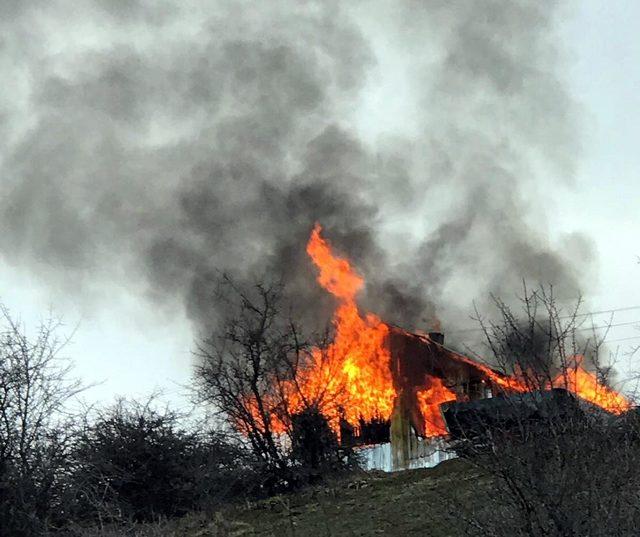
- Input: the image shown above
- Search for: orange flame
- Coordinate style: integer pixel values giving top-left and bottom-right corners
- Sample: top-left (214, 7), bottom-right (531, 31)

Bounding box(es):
top-left (302, 228), bottom-right (632, 426)
top-left (552, 356), bottom-right (631, 415)
top-left (453, 353), bottom-right (529, 393)
top-left (243, 224), bottom-right (396, 437)
top-left (461, 355), bottom-right (631, 414)
top-left (306, 224), bottom-right (364, 301)
top-left (304, 224), bottom-right (395, 428)
top-left (416, 376), bottom-right (457, 436)
top-left (243, 224), bottom-right (632, 442)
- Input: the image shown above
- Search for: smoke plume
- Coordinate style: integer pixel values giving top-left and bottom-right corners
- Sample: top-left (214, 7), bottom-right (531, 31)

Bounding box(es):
top-left (0, 1), bottom-right (594, 339)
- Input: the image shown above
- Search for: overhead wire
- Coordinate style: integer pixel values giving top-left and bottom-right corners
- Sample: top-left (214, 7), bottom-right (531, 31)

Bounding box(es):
top-left (576, 320), bottom-right (640, 332)
top-left (447, 305), bottom-right (640, 335)
top-left (602, 335), bottom-right (640, 344)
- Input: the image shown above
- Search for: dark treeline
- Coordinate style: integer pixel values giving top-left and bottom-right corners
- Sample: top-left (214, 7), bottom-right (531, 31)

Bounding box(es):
top-left (0, 279), bottom-right (357, 536)
top-left (0, 303), bottom-right (242, 536)
top-left (2, 283), bottom-right (640, 536)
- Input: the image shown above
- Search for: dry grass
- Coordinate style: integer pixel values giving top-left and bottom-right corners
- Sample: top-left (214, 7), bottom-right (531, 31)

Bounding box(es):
top-left (69, 459), bottom-right (489, 537)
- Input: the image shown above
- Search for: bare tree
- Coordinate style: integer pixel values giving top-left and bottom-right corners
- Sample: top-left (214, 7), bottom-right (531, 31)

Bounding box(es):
top-left (0, 304), bottom-right (83, 535)
top-left (445, 286), bottom-right (640, 537)
top-left (469, 285), bottom-right (610, 389)
top-left (193, 276), bottom-right (352, 491)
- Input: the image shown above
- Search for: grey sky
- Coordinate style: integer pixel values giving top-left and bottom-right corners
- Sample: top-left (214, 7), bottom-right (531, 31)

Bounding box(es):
top-left (1, 1), bottom-right (638, 404)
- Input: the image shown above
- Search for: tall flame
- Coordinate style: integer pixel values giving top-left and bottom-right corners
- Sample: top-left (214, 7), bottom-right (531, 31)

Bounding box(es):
top-left (305, 224), bottom-right (396, 428)
top-left (302, 226), bottom-right (632, 426)
top-left (306, 224), bottom-right (364, 301)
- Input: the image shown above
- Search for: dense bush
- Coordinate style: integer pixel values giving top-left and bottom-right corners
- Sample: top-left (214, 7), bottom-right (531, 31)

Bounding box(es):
top-left (66, 400), bottom-right (254, 525)
top-left (0, 428), bottom-right (74, 536)
top-left (0, 296), bottom-right (361, 535)
top-left (290, 407), bottom-right (360, 485)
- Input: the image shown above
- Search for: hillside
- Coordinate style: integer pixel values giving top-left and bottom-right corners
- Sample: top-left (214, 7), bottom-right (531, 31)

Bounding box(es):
top-left (133, 459), bottom-right (489, 537)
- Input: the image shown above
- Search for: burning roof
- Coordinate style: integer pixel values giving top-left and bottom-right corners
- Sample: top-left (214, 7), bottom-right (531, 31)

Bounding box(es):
top-left (246, 224), bottom-right (631, 446)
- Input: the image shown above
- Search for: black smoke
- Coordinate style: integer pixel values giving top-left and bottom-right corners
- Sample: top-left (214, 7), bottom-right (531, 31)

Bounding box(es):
top-left (0, 0), bottom-right (595, 338)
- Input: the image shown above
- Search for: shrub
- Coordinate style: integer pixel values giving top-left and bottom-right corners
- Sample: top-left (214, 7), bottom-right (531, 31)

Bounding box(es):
top-left (67, 399), bottom-right (251, 525)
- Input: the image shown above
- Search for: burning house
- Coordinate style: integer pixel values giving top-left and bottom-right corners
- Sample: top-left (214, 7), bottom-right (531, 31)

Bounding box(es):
top-left (248, 224), bottom-right (632, 472)
top-left (341, 327), bottom-right (529, 471)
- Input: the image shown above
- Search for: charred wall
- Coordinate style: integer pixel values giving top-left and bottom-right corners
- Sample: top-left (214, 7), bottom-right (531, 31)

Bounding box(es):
top-left (386, 328), bottom-right (496, 470)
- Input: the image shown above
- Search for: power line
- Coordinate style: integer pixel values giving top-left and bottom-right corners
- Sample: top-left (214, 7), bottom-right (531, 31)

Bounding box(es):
top-left (603, 335), bottom-right (640, 344)
top-left (447, 305), bottom-right (640, 334)
top-left (454, 332), bottom-right (640, 347)
top-left (576, 320), bottom-right (640, 332)
top-left (572, 305), bottom-right (640, 319)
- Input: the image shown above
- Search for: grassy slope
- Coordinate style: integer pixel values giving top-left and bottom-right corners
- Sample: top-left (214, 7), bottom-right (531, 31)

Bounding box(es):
top-left (154, 459), bottom-right (490, 537)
